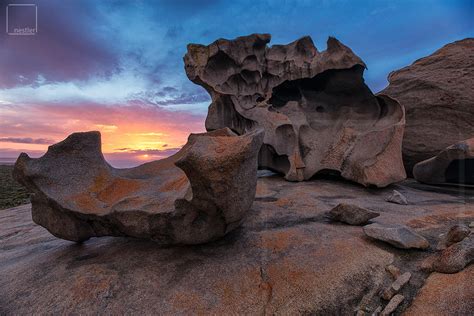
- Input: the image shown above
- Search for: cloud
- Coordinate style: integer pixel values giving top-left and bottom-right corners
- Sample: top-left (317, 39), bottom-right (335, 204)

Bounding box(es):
top-left (0, 100), bottom-right (205, 167)
top-left (0, 137), bottom-right (55, 145)
top-left (0, 0), bottom-right (119, 88)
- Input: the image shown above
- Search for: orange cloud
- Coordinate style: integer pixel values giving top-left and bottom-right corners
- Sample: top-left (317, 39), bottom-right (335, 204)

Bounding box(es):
top-left (0, 101), bottom-right (206, 167)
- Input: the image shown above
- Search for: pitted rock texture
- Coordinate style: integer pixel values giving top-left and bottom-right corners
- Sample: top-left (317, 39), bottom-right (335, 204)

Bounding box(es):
top-left (404, 266), bottom-right (474, 315)
top-left (381, 38), bottom-right (474, 173)
top-left (413, 138), bottom-right (474, 185)
top-left (184, 34), bottom-right (406, 187)
top-left (13, 128), bottom-right (263, 245)
top-left (2, 177), bottom-right (474, 314)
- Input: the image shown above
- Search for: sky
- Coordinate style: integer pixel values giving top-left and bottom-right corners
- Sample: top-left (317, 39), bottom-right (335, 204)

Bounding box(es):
top-left (0, 0), bottom-right (472, 167)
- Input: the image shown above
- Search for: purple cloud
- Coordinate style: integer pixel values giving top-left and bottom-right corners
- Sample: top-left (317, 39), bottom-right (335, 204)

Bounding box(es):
top-left (0, 137), bottom-right (55, 144)
top-left (0, 0), bottom-right (119, 88)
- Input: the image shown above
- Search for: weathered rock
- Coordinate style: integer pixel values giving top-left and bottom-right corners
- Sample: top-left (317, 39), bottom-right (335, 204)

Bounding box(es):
top-left (371, 306), bottom-right (382, 316)
top-left (437, 224), bottom-right (471, 250)
top-left (13, 128), bottom-right (264, 245)
top-left (382, 272), bottom-right (411, 300)
top-left (404, 265), bottom-right (474, 315)
top-left (385, 190), bottom-right (408, 205)
top-left (363, 224), bottom-right (430, 249)
top-left (2, 176), bottom-right (473, 314)
top-left (413, 138), bottom-right (474, 185)
top-left (446, 224), bottom-right (471, 243)
top-left (328, 203), bottom-right (379, 225)
top-left (385, 264), bottom-right (401, 279)
top-left (381, 38), bottom-right (474, 173)
top-left (381, 294), bottom-right (404, 316)
top-left (184, 33), bottom-right (406, 187)
top-left (431, 236), bottom-right (474, 273)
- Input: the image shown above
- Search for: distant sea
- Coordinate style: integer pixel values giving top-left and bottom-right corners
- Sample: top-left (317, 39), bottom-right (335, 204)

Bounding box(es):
top-left (0, 158), bottom-right (16, 165)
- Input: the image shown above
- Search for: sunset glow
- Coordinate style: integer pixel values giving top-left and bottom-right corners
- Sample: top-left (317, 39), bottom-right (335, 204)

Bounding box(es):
top-left (1, 0), bottom-right (472, 167)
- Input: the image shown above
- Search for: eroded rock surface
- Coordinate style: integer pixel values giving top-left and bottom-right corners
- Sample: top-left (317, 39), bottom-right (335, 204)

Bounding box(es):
top-left (429, 236), bottom-right (473, 274)
top-left (404, 266), bottom-right (474, 315)
top-left (381, 38), bottom-right (474, 173)
top-left (13, 128), bottom-right (264, 245)
top-left (413, 138), bottom-right (474, 185)
top-left (184, 34), bottom-right (406, 187)
top-left (1, 177), bottom-right (473, 314)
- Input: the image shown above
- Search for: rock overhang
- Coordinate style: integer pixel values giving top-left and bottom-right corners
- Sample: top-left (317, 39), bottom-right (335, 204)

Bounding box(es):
top-left (184, 33), bottom-right (406, 187)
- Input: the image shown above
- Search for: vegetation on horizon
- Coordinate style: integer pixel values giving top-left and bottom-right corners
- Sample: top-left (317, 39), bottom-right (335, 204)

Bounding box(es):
top-left (0, 165), bottom-right (30, 209)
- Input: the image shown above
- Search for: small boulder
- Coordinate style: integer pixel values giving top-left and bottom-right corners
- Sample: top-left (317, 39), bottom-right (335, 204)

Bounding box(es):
top-left (363, 224), bottom-right (430, 249)
top-left (385, 190), bottom-right (408, 205)
top-left (437, 224), bottom-right (471, 250)
top-left (328, 203), bottom-right (380, 225)
top-left (432, 236), bottom-right (473, 273)
top-left (447, 224), bottom-right (471, 244)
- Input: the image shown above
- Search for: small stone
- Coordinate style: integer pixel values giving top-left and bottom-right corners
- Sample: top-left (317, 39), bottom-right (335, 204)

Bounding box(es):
top-left (382, 272), bottom-right (411, 300)
top-left (386, 190), bottom-right (408, 205)
top-left (371, 306), bottom-right (382, 316)
top-left (356, 310), bottom-right (365, 316)
top-left (469, 221), bottom-right (474, 228)
top-left (381, 294), bottom-right (404, 316)
top-left (328, 203), bottom-right (380, 225)
top-left (364, 224), bottom-right (430, 249)
top-left (385, 265), bottom-right (401, 279)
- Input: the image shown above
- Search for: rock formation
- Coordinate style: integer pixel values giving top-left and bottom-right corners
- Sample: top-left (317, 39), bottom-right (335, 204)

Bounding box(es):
top-left (381, 38), bottom-right (474, 173)
top-left (3, 174), bottom-right (473, 314)
top-left (184, 33), bottom-right (406, 187)
top-left (13, 128), bottom-right (264, 244)
top-left (413, 138), bottom-right (474, 185)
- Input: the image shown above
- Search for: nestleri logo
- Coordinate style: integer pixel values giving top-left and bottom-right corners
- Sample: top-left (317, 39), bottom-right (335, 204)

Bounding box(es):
top-left (6, 4), bottom-right (38, 36)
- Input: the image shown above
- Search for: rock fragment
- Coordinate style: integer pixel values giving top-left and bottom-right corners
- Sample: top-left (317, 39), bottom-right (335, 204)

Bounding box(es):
top-left (381, 294), bottom-right (404, 316)
top-left (385, 265), bottom-right (401, 279)
top-left (371, 306), bottom-right (382, 316)
top-left (363, 224), bottom-right (429, 249)
top-left (382, 272), bottom-right (411, 300)
top-left (13, 128), bottom-right (264, 245)
top-left (328, 203), bottom-right (380, 225)
top-left (385, 190), bottom-right (408, 205)
top-left (184, 33), bottom-right (406, 187)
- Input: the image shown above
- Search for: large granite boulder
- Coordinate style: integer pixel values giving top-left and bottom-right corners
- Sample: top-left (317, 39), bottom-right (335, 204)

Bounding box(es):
top-left (413, 138), bottom-right (474, 185)
top-left (13, 128), bottom-right (264, 245)
top-left (381, 38), bottom-right (474, 173)
top-left (184, 34), bottom-right (406, 187)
